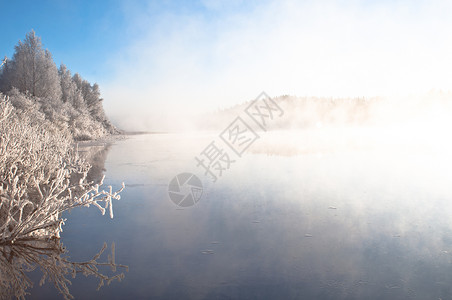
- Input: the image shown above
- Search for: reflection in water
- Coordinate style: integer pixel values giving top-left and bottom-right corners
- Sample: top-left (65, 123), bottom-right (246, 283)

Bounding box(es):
top-left (18, 132), bottom-right (452, 299)
top-left (84, 132), bottom-right (452, 299)
top-left (0, 142), bottom-right (126, 299)
top-left (0, 239), bottom-right (127, 300)
top-left (77, 142), bottom-right (112, 184)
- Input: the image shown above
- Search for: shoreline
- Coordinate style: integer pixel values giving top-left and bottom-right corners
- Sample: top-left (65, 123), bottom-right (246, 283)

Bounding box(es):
top-left (74, 131), bottom-right (168, 148)
top-left (75, 133), bottom-right (127, 148)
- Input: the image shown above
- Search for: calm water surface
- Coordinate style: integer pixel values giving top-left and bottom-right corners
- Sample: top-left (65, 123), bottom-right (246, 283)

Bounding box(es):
top-left (28, 131), bottom-right (452, 299)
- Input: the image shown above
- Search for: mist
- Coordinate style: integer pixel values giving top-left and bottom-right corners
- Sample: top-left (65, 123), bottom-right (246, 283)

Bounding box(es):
top-left (100, 0), bottom-right (452, 132)
top-left (5, 1), bottom-right (452, 298)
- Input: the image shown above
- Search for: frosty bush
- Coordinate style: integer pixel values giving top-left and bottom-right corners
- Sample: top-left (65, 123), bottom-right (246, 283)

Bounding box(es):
top-left (0, 96), bottom-right (124, 243)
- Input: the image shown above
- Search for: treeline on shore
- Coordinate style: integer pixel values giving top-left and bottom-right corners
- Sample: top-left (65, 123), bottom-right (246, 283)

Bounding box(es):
top-left (0, 30), bottom-right (119, 141)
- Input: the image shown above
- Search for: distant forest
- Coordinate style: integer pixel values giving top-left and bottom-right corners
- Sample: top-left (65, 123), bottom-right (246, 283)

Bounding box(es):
top-left (0, 30), bottom-right (119, 141)
top-left (201, 91), bottom-right (452, 131)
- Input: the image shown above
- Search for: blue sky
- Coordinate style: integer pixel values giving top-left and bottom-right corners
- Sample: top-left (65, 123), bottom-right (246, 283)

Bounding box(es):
top-left (1, 0), bottom-right (126, 81)
top-left (2, 0), bottom-right (452, 130)
top-left (0, 0), bottom-right (260, 82)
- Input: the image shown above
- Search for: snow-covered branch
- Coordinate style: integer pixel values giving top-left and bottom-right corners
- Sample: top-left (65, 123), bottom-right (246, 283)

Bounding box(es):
top-left (0, 96), bottom-right (124, 243)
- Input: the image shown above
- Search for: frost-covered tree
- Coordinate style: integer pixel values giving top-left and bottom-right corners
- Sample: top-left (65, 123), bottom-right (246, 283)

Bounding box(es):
top-left (0, 30), bottom-right (61, 100)
top-left (72, 74), bottom-right (100, 115)
top-left (4, 87), bottom-right (46, 130)
top-left (0, 31), bottom-right (120, 141)
top-left (58, 64), bottom-right (84, 110)
top-left (86, 83), bottom-right (103, 118)
top-left (70, 72), bottom-right (119, 136)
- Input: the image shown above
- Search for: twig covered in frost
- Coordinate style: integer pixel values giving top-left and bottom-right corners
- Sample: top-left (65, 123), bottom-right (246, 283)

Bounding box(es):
top-left (0, 96), bottom-right (124, 243)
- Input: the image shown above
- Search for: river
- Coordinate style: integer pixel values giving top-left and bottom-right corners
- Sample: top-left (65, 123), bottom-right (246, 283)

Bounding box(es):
top-left (24, 129), bottom-right (452, 299)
